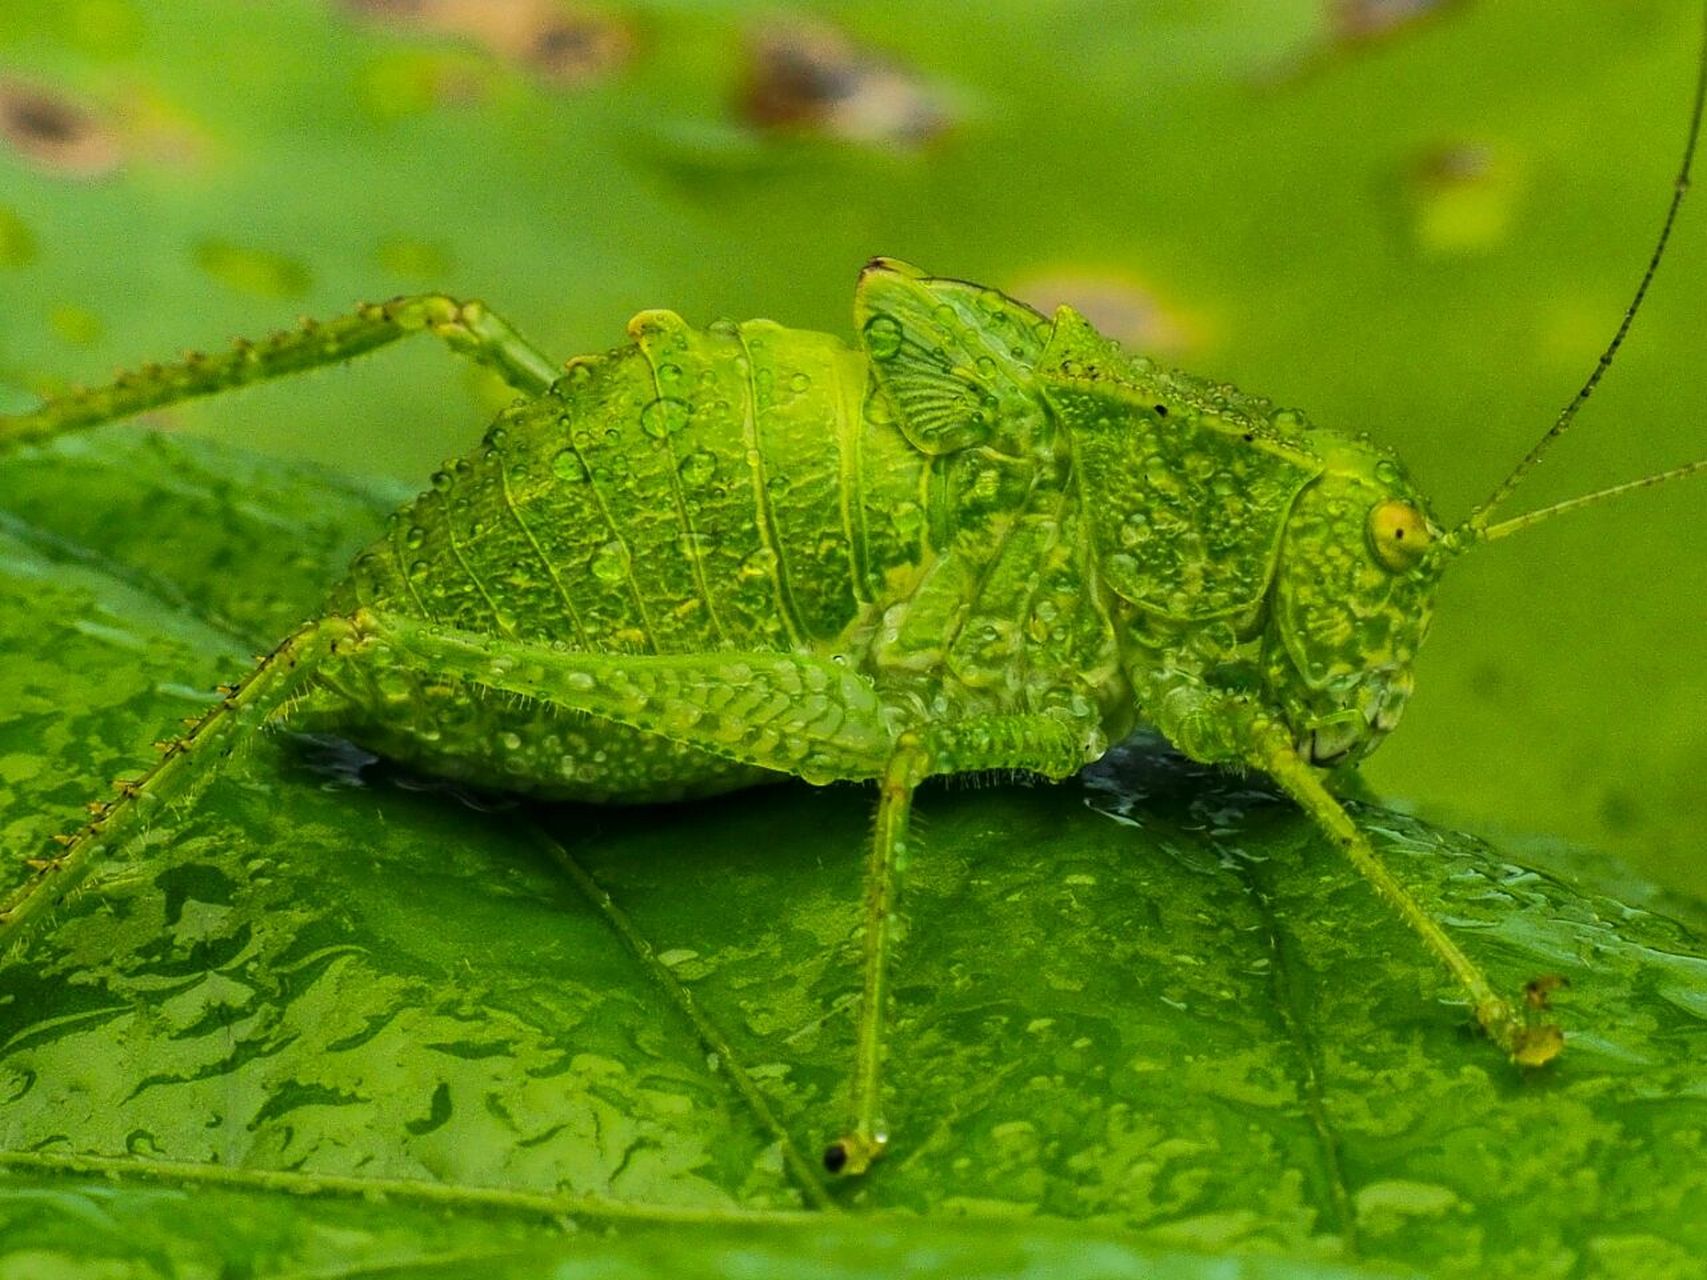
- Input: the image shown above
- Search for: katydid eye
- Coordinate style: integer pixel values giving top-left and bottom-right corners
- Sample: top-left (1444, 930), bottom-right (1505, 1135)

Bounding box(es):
top-left (1367, 500), bottom-right (1430, 572)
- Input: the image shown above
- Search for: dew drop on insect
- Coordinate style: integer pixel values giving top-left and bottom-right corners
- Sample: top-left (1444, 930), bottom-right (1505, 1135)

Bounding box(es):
top-left (552, 449), bottom-right (587, 482)
top-left (1119, 514), bottom-right (1150, 547)
top-left (657, 362), bottom-right (683, 384)
top-left (641, 396), bottom-right (690, 438)
top-left (591, 540), bottom-right (630, 584)
top-left (499, 731), bottom-right (522, 751)
top-left (863, 313), bottom-right (903, 360)
top-left (739, 547), bottom-right (777, 581)
top-left (404, 525), bottom-right (426, 549)
top-left (1144, 456), bottom-right (1178, 492)
top-left (974, 355), bottom-right (997, 379)
top-left (678, 449), bottom-right (718, 487)
top-left (431, 470), bottom-right (452, 492)
top-left (1375, 459), bottom-right (1400, 485)
top-left (485, 425), bottom-right (508, 448)
top-left (789, 371), bottom-right (811, 392)
top-left (890, 501), bottom-right (924, 540)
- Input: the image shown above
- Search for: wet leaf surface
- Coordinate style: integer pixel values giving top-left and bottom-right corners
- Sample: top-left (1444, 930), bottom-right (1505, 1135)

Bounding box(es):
top-left (0, 430), bottom-right (1703, 1277)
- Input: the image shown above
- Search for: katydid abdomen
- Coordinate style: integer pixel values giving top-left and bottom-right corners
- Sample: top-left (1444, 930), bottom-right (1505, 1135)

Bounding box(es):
top-left (316, 305), bottom-right (1128, 803)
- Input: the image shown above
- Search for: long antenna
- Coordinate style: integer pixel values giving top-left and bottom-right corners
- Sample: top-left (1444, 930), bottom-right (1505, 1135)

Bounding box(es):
top-left (1447, 5), bottom-right (1707, 547)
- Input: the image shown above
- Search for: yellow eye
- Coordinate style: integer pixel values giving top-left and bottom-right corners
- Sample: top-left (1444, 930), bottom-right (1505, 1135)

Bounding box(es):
top-left (1367, 500), bottom-right (1431, 572)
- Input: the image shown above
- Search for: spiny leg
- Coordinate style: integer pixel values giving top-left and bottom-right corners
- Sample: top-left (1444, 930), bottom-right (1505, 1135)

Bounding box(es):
top-left (1258, 729), bottom-right (1562, 1066)
top-left (0, 295), bottom-right (558, 450)
top-left (0, 615), bottom-right (360, 951)
top-left (827, 716), bottom-right (1095, 1176)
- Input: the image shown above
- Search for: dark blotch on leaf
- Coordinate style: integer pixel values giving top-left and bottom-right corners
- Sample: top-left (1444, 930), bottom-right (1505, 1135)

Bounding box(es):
top-left (0, 80), bottom-right (121, 179)
top-left (342, 0), bottom-right (631, 88)
top-left (741, 23), bottom-right (945, 147)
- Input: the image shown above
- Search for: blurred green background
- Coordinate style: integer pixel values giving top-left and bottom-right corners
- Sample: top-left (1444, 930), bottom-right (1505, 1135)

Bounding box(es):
top-left (0, 0), bottom-right (1702, 897)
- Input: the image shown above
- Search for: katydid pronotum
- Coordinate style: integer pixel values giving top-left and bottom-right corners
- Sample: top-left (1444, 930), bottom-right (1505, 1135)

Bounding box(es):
top-left (2, 28), bottom-right (1704, 1182)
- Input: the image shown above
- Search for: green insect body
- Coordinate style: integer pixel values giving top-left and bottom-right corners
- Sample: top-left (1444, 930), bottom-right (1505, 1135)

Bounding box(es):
top-left (2, 235), bottom-right (1703, 1176)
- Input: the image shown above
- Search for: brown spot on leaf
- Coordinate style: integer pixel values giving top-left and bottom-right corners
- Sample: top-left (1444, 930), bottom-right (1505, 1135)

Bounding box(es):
top-left (1334, 0), bottom-right (1464, 46)
top-left (1011, 269), bottom-right (1200, 360)
top-left (1402, 141), bottom-right (1522, 257)
top-left (343, 0), bottom-right (632, 87)
top-left (741, 22), bottom-right (945, 147)
top-left (0, 80), bottom-right (121, 179)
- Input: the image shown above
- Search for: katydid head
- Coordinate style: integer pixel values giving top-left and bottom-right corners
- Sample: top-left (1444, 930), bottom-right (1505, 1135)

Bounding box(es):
top-left (1261, 437), bottom-right (1446, 766)
top-left (1257, 394), bottom-right (1705, 769)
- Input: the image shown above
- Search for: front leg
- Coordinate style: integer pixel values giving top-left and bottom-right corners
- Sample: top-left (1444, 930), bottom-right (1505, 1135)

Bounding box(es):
top-left (1146, 676), bottom-right (1562, 1065)
top-left (1256, 730), bottom-right (1562, 1066)
top-left (828, 714), bottom-right (1102, 1176)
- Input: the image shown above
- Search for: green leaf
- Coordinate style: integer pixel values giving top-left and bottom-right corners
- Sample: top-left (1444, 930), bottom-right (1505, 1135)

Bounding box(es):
top-left (1, 429), bottom-right (1704, 1277)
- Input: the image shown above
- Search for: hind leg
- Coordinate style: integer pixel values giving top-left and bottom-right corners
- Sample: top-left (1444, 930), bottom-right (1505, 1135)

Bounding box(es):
top-left (0, 295), bottom-right (558, 450)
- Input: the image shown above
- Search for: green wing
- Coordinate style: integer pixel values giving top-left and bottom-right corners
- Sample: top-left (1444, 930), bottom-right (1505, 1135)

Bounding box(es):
top-left (853, 258), bottom-right (1052, 454)
top-left (1039, 306), bottom-right (1322, 623)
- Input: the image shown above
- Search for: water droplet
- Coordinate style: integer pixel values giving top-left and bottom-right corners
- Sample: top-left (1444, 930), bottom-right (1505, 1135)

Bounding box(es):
top-left (431, 470), bottom-right (453, 492)
top-left (591, 541), bottom-right (630, 584)
top-left (890, 501), bottom-right (924, 540)
top-left (863, 313), bottom-right (903, 360)
top-left (789, 370), bottom-right (811, 392)
top-left (678, 450), bottom-right (718, 486)
top-left (657, 362), bottom-right (682, 384)
top-left (552, 449), bottom-right (587, 482)
top-left (641, 397), bottom-right (690, 439)
top-left (739, 548), bottom-right (777, 580)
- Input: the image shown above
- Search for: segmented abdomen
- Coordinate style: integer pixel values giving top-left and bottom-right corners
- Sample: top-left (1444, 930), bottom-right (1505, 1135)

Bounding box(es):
top-left (342, 312), bottom-right (931, 657)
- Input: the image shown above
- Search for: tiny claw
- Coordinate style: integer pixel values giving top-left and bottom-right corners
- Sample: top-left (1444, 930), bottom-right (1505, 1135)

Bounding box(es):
top-left (1512, 1022), bottom-right (1565, 1068)
top-left (823, 1130), bottom-right (887, 1177)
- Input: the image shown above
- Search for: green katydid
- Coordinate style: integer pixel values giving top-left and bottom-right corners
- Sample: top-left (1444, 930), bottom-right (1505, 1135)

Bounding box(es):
top-left (2, 34), bottom-right (1705, 1185)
